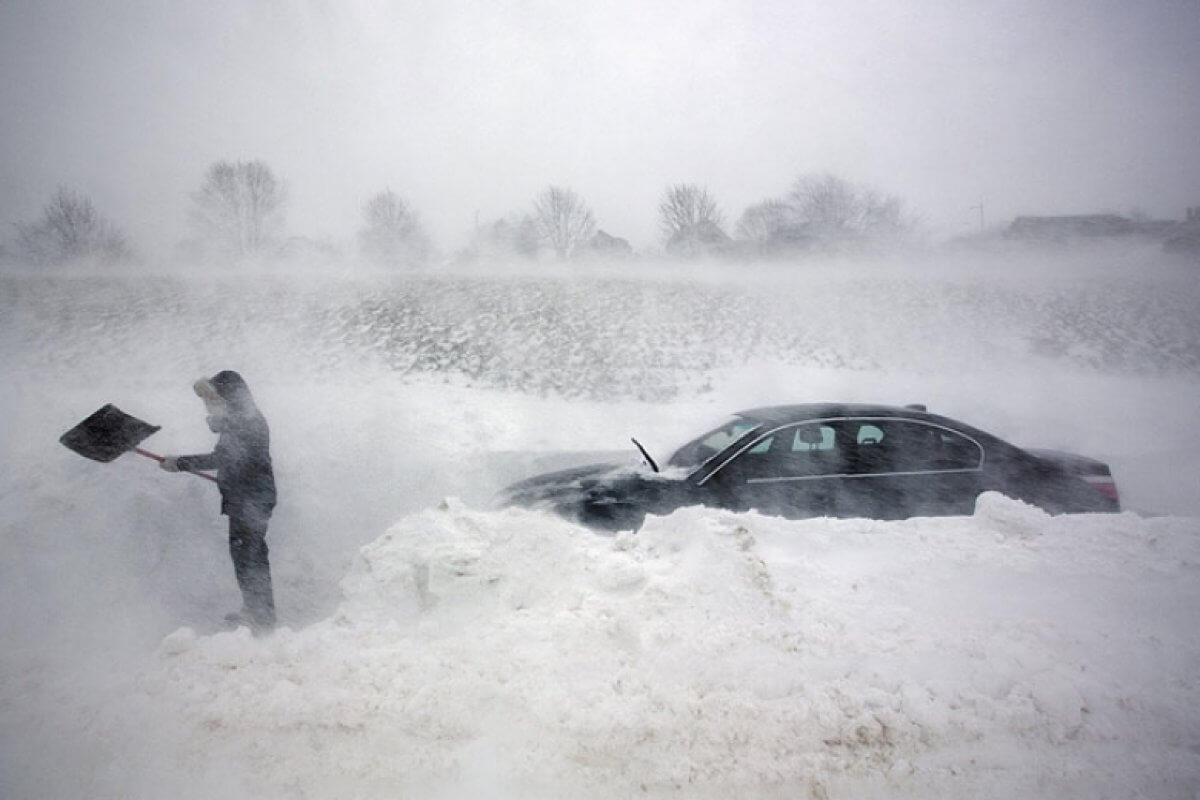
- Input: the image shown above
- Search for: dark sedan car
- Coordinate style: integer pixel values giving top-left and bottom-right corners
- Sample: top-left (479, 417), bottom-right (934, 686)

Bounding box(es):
top-left (500, 403), bottom-right (1120, 531)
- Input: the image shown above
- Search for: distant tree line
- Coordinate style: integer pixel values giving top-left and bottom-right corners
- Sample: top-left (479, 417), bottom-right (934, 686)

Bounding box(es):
top-left (461, 173), bottom-right (918, 265)
top-left (2, 160), bottom-right (920, 269)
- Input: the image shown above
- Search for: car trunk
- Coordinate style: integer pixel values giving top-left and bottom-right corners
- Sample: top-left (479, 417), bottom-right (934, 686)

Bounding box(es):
top-left (1025, 448), bottom-right (1120, 509)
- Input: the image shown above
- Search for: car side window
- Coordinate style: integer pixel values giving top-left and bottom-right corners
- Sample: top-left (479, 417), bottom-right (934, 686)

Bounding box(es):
top-left (716, 423), bottom-right (844, 482)
top-left (856, 424), bottom-right (884, 445)
top-left (792, 425), bottom-right (836, 451)
top-left (847, 420), bottom-right (982, 474)
top-left (929, 429), bottom-right (983, 470)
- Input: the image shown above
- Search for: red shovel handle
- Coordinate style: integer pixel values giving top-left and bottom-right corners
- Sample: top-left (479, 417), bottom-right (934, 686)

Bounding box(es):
top-left (134, 448), bottom-right (219, 483)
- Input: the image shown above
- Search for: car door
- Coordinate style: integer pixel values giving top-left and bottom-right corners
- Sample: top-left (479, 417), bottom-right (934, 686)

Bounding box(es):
top-left (699, 421), bottom-right (848, 519)
top-left (835, 418), bottom-right (985, 518)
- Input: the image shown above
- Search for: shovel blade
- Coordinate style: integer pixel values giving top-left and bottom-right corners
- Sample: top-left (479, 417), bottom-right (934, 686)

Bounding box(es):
top-left (60, 404), bottom-right (161, 463)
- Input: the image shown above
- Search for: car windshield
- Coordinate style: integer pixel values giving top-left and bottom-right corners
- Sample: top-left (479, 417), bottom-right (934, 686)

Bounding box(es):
top-left (667, 415), bottom-right (762, 471)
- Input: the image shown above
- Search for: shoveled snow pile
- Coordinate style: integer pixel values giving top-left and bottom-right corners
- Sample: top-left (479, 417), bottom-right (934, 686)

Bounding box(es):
top-left (150, 495), bottom-right (1200, 799)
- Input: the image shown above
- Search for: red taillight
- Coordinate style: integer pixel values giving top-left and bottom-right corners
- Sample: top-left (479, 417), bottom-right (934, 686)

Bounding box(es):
top-left (1085, 476), bottom-right (1120, 505)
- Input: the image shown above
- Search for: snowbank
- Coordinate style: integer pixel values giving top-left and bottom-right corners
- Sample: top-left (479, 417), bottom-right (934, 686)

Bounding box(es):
top-left (150, 496), bottom-right (1200, 798)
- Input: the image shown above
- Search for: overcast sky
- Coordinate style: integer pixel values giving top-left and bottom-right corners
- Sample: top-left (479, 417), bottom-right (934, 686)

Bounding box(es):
top-left (2, 0), bottom-right (1198, 254)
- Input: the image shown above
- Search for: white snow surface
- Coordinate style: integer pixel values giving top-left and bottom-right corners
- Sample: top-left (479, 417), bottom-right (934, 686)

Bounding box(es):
top-left (3, 257), bottom-right (1200, 798)
top-left (146, 498), bottom-right (1200, 799)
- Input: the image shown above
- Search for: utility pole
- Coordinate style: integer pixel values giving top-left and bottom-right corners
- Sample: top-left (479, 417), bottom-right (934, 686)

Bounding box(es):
top-left (969, 202), bottom-right (985, 233)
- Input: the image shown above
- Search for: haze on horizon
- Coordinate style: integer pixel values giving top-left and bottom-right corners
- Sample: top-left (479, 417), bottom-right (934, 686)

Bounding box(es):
top-left (2, 0), bottom-right (1198, 256)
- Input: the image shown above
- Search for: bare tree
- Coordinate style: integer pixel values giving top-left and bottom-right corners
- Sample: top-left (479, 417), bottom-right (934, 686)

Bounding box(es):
top-left (787, 173), bottom-right (915, 245)
top-left (735, 199), bottom-right (793, 245)
top-left (14, 187), bottom-right (132, 266)
top-left (532, 186), bottom-right (595, 260)
top-left (189, 160), bottom-right (286, 257)
top-left (658, 183), bottom-right (724, 243)
top-left (358, 190), bottom-right (430, 267)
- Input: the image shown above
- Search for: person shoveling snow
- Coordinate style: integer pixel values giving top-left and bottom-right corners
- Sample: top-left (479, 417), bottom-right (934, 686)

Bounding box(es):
top-left (159, 370), bottom-right (279, 634)
top-left (60, 371), bottom-right (279, 634)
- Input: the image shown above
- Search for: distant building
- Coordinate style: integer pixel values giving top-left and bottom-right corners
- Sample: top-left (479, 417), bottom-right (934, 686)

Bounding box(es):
top-left (1005, 214), bottom-right (1136, 241)
top-left (1006, 210), bottom-right (1199, 255)
top-left (581, 230), bottom-right (634, 259)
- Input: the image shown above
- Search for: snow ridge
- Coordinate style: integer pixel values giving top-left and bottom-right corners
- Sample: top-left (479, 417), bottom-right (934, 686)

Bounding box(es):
top-left (152, 496), bottom-right (1200, 798)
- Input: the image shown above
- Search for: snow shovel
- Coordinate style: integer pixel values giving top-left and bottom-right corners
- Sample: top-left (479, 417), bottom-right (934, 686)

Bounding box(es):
top-left (59, 404), bottom-right (217, 483)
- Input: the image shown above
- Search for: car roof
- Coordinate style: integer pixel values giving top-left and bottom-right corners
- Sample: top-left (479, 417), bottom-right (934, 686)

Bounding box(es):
top-left (734, 403), bottom-right (942, 427)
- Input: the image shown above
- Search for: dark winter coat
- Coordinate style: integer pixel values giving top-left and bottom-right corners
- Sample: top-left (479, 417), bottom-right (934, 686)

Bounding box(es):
top-left (176, 371), bottom-right (276, 518)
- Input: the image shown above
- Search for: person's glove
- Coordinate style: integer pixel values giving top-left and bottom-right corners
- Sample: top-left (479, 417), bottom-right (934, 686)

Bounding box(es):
top-left (160, 456), bottom-right (181, 472)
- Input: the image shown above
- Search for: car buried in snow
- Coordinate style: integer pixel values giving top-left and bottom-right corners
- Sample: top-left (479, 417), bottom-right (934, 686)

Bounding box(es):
top-left (500, 403), bottom-right (1121, 532)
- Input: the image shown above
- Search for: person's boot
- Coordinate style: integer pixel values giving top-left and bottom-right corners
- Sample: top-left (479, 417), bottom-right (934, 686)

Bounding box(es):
top-left (222, 608), bottom-right (274, 635)
top-left (248, 606), bottom-right (276, 636)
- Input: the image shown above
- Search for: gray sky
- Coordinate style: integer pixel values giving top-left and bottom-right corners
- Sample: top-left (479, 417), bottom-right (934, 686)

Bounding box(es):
top-left (2, 0), bottom-right (1198, 254)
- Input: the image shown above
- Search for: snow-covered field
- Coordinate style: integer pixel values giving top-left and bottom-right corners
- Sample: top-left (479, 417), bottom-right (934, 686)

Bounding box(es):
top-left (2, 251), bottom-right (1199, 798)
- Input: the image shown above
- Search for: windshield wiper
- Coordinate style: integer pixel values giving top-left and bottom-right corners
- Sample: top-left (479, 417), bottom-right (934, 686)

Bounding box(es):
top-left (630, 437), bottom-right (659, 473)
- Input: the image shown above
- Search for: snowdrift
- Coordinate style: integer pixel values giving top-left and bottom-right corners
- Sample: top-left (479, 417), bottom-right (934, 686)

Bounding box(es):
top-left (151, 495), bottom-right (1200, 798)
